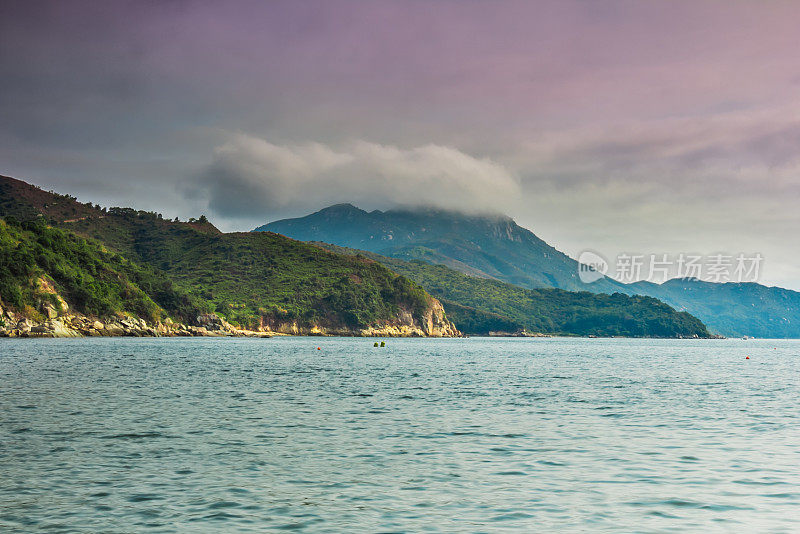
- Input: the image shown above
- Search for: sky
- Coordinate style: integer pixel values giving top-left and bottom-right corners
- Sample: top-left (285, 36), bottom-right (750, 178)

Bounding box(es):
top-left (1, 0), bottom-right (799, 289)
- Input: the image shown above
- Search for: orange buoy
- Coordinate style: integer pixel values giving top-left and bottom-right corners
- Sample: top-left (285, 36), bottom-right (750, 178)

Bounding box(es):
top-left (745, 356), bottom-right (750, 359)
top-left (317, 347), bottom-right (321, 350)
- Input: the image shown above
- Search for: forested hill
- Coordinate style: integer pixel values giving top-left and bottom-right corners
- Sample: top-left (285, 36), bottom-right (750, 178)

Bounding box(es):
top-left (0, 174), bottom-right (712, 338)
top-left (262, 203), bottom-right (800, 338)
top-left (0, 175), bottom-right (458, 337)
top-left (257, 203), bottom-right (625, 292)
top-left (316, 243), bottom-right (711, 338)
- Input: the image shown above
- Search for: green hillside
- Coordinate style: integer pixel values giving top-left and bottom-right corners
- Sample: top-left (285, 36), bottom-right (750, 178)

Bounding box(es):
top-left (263, 203), bottom-right (800, 338)
top-left (630, 278), bottom-right (800, 338)
top-left (0, 175), bottom-right (453, 334)
top-left (317, 244), bottom-right (711, 338)
top-left (0, 174), bottom-right (713, 338)
top-left (0, 216), bottom-right (205, 324)
top-left (258, 203), bottom-right (624, 292)
top-left (60, 212), bottom-right (435, 330)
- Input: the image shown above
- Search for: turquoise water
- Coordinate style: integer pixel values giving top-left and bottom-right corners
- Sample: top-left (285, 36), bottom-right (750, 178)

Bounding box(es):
top-left (1, 337), bottom-right (799, 532)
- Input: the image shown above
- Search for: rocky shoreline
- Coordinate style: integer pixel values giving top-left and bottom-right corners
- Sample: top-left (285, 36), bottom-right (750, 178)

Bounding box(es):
top-left (0, 304), bottom-right (461, 339)
top-left (0, 309), bottom-right (270, 338)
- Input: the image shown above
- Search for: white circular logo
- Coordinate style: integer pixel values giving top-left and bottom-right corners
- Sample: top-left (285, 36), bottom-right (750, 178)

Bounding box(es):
top-left (577, 250), bottom-right (609, 284)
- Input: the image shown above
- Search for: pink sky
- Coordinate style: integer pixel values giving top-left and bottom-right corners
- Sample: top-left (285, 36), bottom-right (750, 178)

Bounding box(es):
top-left (2, 1), bottom-right (799, 287)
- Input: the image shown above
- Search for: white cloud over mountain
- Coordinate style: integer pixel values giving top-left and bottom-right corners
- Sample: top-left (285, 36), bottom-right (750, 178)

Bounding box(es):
top-left (199, 134), bottom-right (521, 217)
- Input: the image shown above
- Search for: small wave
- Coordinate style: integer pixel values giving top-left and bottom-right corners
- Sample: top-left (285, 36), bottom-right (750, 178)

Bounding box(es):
top-left (273, 519), bottom-right (323, 530)
top-left (648, 511), bottom-right (680, 518)
top-left (127, 494), bottom-right (164, 503)
top-left (208, 501), bottom-right (241, 510)
top-left (101, 432), bottom-right (169, 440)
top-left (628, 499), bottom-right (752, 511)
top-left (191, 511), bottom-right (242, 522)
top-left (490, 512), bottom-right (535, 521)
top-left (732, 479), bottom-right (784, 486)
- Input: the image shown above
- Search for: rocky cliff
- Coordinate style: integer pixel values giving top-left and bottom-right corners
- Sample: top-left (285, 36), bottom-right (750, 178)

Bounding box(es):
top-left (0, 176), bottom-right (461, 339)
top-left (0, 300), bottom-right (459, 338)
top-left (0, 301), bottom-right (259, 338)
top-left (0, 275), bottom-right (459, 338)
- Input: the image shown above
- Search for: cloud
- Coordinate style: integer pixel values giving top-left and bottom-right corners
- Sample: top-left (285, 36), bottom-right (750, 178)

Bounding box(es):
top-left (502, 106), bottom-right (800, 288)
top-left (198, 134), bottom-right (521, 218)
top-left (4, 1), bottom-right (800, 288)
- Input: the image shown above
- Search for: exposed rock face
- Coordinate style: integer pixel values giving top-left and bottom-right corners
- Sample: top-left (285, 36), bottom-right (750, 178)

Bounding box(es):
top-left (0, 295), bottom-right (459, 339)
top-left (0, 310), bottom-right (242, 338)
top-left (254, 298), bottom-right (460, 337)
top-left (196, 313), bottom-right (237, 332)
top-left (419, 298), bottom-right (460, 337)
top-left (357, 300), bottom-right (459, 337)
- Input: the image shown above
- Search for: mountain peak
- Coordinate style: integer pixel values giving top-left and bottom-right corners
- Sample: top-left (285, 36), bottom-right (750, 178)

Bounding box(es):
top-left (256, 202), bottom-right (603, 293)
top-left (316, 203), bottom-right (367, 215)
top-left (385, 204), bottom-right (511, 222)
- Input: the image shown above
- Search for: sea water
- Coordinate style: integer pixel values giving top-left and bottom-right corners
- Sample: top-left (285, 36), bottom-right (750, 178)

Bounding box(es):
top-left (1, 337), bottom-right (799, 532)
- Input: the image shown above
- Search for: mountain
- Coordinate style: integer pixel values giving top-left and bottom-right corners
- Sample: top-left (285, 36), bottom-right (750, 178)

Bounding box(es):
top-left (0, 175), bottom-right (710, 338)
top-left (260, 204), bottom-right (800, 338)
top-left (318, 244), bottom-right (711, 338)
top-left (257, 204), bottom-right (625, 292)
top-left (629, 278), bottom-right (800, 339)
top-left (0, 175), bottom-right (458, 337)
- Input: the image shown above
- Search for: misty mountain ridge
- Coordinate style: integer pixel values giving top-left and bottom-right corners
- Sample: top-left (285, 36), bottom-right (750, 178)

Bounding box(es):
top-left (258, 203), bottom-right (800, 338)
top-left (0, 174), bottom-right (709, 339)
top-left (257, 203), bottom-right (626, 293)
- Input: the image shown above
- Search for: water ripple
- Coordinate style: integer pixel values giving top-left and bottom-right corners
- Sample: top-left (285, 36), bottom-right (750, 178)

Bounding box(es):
top-left (2, 336), bottom-right (800, 532)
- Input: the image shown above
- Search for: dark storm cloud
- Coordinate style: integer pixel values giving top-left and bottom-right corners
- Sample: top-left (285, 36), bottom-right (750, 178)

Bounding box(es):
top-left (1, 1), bottom-right (800, 287)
